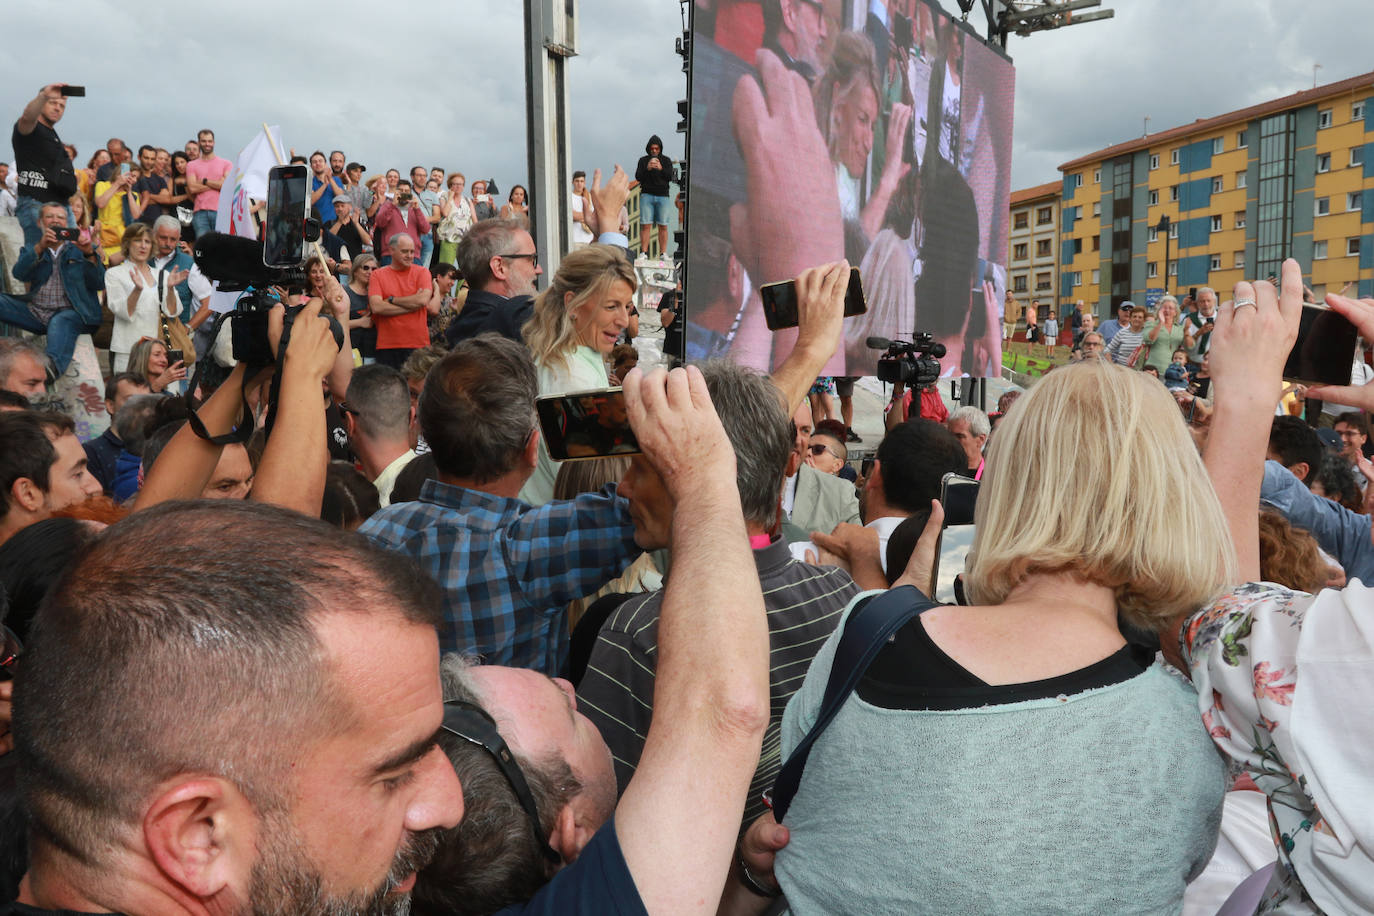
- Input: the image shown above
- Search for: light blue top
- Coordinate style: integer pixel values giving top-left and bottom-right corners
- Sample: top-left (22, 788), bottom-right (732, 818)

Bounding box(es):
top-left (1261, 459), bottom-right (1374, 580)
top-left (775, 595), bottom-right (1226, 916)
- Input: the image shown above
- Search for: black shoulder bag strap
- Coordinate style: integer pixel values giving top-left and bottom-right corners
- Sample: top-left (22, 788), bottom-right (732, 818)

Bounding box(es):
top-left (769, 585), bottom-right (939, 823)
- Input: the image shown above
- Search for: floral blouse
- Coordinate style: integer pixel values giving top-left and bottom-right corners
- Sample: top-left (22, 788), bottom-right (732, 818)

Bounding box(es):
top-left (1181, 581), bottom-right (1374, 914)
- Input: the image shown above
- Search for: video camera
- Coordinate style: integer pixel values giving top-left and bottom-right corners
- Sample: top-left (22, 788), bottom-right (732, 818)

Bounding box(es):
top-left (868, 333), bottom-right (946, 387)
top-left (192, 164), bottom-right (340, 370)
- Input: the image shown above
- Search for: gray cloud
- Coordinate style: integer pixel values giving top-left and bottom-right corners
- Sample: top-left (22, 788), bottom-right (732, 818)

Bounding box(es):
top-left (2, 1), bottom-right (1362, 198)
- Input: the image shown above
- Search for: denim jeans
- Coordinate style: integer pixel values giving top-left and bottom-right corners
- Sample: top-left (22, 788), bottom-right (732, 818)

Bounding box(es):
top-left (192, 209), bottom-right (217, 238)
top-left (0, 297), bottom-right (96, 375)
top-left (15, 197), bottom-right (74, 247)
top-left (419, 233), bottom-right (434, 270)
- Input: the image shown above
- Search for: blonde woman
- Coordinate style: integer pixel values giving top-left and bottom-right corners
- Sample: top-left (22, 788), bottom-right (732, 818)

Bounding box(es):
top-left (777, 359), bottom-right (1232, 914)
top-left (519, 245), bottom-right (637, 505)
top-left (105, 223), bottom-right (184, 373)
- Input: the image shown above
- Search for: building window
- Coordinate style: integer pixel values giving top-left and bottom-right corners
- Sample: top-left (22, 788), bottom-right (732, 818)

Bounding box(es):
top-left (1013, 275), bottom-right (1028, 292)
top-left (1349, 191), bottom-right (1364, 212)
top-left (1074, 173), bottom-right (1084, 188)
top-left (1149, 153), bottom-right (1160, 170)
top-left (1168, 261), bottom-right (1178, 276)
top-left (1210, 214), bottom-right (1223, 231)
top-left (1035, 272), bottom-right (1052, 291)
top-left (1234, 251), bottom-right (1245, 269)
top-left (1013, 242), bottom-right (1028, 260)
top-left (1353, 147), bottom-right (1366, 167)
top-left (1169, 221), bottom-right (1179, 239)
top-left (1149, 189), bottom-right (1159, 206)
top-left (1091, 235), bottom-right (1100, 252)
top-left (1147, 261), bottom-right (1158, 278)
top-left (1170, 185), bottom-right (1179, 202)
top-left (1210, 254), bottom-right (1222, 270)
top-left (1093, 168), bottom-right (1101, 183)
top-left (1147, 227), bottom-right (1158, 243)
top-left (1170, 148), bottom-right (1180, 165)
top-left (1318, 108), bottom-right (1333, 129)
top-left (1092, 201), bottom-right (1102, 217)
top-left (1014, 211), bottom-right (1028, 229)
top-left (1317, 153), bottom-right (1331, 173)
top-left (1237, 129), bottom-right (1249, 148)
top-left (1235, 211), bottom-right (1246, 229)
top-left (1354, 101), bottom-right (1365, 122)
top-left (1071, 271), bottom-right (1082, 287)
top-left (1315, 197), bottom-right (1330, 216)
top-left (1091, 268), bottom-right (1101, 284)
top-left (1036, 206), bottom-right (1053, 225)
top-left (1036, 238), bottom-right (1052, 257)
top-left (1236, 171), bottom-right (1247, 189)
top-left (1212, 137), bottom-right (1224, 155)
top-left (1212, 176), bottom-right (1224, 193)
top-left (1350, 238), bottom-right (1363, 257)
top-left (1314, 240), bottom-right (1328, 259)
top-left (1072, 238), bottom-right (1084, 255)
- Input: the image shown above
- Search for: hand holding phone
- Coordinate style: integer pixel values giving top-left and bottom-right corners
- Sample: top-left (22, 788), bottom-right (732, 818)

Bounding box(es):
top-left (759, 264), bottom-right (865, 332)
top-left (536, 388), bottom-right (641, 461)
top-left (58, 85), bottom-right (85, 97)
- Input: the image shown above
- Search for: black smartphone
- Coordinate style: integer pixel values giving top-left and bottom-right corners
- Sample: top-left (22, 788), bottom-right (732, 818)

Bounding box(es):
top-left (166, 349), bottom-right (184, 366)
top-left (535, 388), bottom-right (641, 461)
top-left (59, 85), bottom-right (85, 97)
top-left (759, 267), bottom-right (867, 331)
top-left (264, 164), bottom-right (310, 267)
top-left (52, 227), bottom-right (80, 242)
top-left (929, 473), bottom-right (979, 599)
top-left (1283, 304), bottom-right (1358, 386)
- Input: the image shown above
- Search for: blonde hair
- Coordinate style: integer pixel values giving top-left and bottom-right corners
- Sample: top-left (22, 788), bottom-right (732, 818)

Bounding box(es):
top-left (964, 360), bottom-right (1236, 626)
top-left (523, 245), bottom-right (636, 369)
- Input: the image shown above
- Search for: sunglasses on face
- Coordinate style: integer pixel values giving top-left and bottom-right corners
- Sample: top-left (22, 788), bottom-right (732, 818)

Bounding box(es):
top-left (808, 443), bottom-right (842, 460)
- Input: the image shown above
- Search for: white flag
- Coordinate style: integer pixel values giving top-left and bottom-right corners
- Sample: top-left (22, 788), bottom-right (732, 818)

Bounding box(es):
top-left (209, 126), bottom-right (285, 316)
top-left (214, 125), bottom-right (283, 238)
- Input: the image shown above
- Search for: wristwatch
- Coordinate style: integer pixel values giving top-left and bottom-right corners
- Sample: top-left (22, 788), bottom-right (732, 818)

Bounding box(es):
top-left (387, 296), bottom-right (395, 305)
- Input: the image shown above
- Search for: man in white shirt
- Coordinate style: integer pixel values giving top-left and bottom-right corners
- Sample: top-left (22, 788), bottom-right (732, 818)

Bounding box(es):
top-left (570, 170), bottom-right (594, 249)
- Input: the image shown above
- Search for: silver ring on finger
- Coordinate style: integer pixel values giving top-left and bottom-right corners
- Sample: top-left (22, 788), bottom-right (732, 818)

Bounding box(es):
top-left (1233, 297), bottom-right (1257, 310)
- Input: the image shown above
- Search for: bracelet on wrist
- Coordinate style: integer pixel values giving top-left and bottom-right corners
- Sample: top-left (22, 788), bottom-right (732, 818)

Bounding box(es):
top-left (738, 858), bottom-right (782, 899)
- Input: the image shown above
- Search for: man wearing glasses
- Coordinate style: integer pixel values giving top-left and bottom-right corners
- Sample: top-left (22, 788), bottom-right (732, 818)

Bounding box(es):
top-left (761, 0), bottom-right (829, 80)
top-left (445, 218), bottom-right (544, 347)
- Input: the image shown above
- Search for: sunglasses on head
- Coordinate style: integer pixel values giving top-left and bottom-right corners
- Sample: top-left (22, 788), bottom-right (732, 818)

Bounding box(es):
top-left (441, 700), bottom-right (561, 864)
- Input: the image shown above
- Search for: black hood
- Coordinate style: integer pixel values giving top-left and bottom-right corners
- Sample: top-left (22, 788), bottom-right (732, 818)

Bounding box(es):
top-left (645, 135), bottom-right (664, 154)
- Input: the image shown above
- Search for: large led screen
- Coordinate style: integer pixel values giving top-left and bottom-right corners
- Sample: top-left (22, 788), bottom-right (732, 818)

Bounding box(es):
top-left (686, 0), bottom-right (1015, 378)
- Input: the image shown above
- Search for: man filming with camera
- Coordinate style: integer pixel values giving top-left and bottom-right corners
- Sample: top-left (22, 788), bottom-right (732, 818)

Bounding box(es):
top-left (0, 201), bottom-right (103, 380)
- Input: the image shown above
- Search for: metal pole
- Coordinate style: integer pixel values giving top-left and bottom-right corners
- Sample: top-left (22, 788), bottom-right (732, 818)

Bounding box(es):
top-left (524, 0), bottom-right (577, 284)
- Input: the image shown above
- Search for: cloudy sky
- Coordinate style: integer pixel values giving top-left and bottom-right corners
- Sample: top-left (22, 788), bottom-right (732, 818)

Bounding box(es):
top-left (2, 0), bottom-right (1369, 196)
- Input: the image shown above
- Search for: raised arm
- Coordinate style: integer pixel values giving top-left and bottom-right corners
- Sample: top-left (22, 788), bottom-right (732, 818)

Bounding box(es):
top-left (616, 365), bottom-right (770, 916)
top-left (249, 297), bottom-right (341, 515)
top-left (1202, 259), bottom-right (1303, 579)
top-left (17, 84), bottom-right (62, 135)
top-left (769, 261), bottom-right (848, 414)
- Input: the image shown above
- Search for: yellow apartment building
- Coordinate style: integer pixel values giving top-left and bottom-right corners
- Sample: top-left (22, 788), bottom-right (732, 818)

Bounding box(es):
top-left (1053, 70), bottom-right (1373, 320)
top-left (1007, 180), bottom-right (1061, 322)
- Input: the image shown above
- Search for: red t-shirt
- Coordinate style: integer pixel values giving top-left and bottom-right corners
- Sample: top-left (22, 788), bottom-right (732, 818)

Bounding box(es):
top-left (368, 264), bottom-right (432, 350)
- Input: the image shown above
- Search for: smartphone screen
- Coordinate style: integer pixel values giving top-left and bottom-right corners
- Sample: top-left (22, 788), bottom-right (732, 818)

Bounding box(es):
top-left (759, 267), bottom-right (867, 331)
top-left (930, 473), bottom-right (979, 602)
top-left (1283, 304), bottom-right (1358, 386)
top-left (536, 388), bottom-right (641, 461)
top-left (264, 164), bottom-right (309, 267)
top-left (119, 162), bottom-right (131, 176)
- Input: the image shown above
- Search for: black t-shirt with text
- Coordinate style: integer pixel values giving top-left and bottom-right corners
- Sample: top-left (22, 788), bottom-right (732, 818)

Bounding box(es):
top-left (11, 121), bottom-right (76, 203)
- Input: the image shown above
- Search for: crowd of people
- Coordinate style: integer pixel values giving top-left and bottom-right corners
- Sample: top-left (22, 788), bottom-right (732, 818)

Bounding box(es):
top-left (1, 72), bottom-right (1373, 916)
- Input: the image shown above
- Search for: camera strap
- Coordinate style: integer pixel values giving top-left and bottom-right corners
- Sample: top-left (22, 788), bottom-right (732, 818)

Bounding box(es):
top-left (183, 310), bottom-right (256, 445)
top-left (767, 585), bottom-right (939, 823)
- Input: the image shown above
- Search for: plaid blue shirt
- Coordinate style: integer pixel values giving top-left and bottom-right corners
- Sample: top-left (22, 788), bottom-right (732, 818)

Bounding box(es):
top-left (359, 478), bottom-right (639, 674)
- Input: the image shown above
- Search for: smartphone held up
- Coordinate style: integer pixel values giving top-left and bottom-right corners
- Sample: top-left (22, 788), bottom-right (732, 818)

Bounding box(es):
top-left (759, 267), bottom-right (868, 332)
top-left (536, 388), bottom-right (641, 461)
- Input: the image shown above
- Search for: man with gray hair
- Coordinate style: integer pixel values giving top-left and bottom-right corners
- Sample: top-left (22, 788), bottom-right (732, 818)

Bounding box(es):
top-left (445, 217), bottom-right (543, 347)
top-left (947, 405), bottom-right (990, 479)
top-left (577, 359), bottom-right (860, 829)
top-left (358, 334), bottom-right (640, 673)
top-left (0, 338), bottom-right (48, 399)
top-left (151, 215), bottom-right (213, 349)
top-left (1183, 286), bottom-right (1217, 373)
top-left (341, 363), bottom-right (416, 506)
top-left (368, 230), bottom-right (437, 369)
